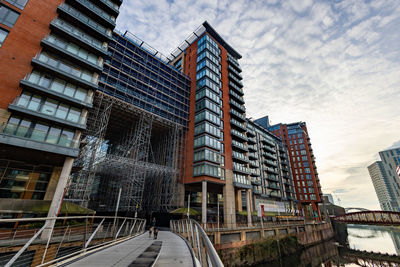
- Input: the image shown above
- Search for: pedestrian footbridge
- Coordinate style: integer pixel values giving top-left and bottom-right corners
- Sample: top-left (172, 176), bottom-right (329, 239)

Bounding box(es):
top-left (65, 231), bottom-right (194, 267)
top-left (0, 216), bottom-right (222, 267)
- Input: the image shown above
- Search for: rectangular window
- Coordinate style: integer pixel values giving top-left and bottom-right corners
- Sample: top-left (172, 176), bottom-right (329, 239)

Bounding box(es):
top-left (0, 27), bottom-right (8, 47)
top-left (0, 4), bottom-right (19, 27)
top-left (4, 0), bottom-right (28, 9)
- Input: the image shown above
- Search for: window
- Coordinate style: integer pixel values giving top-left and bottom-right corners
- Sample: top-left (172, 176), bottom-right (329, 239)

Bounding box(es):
top-left (0, 27), bottom-right (8, 47)
top-left (5, 0), bottom-right (28, 9)
top-left (0, 5), bottom-right (19, 27)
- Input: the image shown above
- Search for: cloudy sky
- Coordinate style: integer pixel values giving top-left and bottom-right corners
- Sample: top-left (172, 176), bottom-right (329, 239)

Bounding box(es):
top-left (116, 0), bottom-right (400, 209)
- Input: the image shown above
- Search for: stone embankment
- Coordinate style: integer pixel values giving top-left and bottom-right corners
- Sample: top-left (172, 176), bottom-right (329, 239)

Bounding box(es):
top-left (206, 222), bottom-right (334, 266)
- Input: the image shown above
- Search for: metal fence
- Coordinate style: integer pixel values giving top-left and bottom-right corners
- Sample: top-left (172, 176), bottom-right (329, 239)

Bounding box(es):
top-left (171, 219), bottom-right (223, 267)
top-left (0, 216), bottom-right (146, 266)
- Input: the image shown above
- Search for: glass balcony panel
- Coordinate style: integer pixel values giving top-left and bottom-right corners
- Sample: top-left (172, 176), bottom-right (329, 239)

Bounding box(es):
top-left (64, 84), bottom-right (76, 97)
top-left (51, 78), bottom-right (66, 93)
top-left (74, 88), bottom-right (87, 101)
top-left (27, 95), bottom-right (41, 111)
top-left (15, 119), bottom-right (31, 137)
top-left (4, 117), bottom-right (20, 134)
top-left (31, 123), bottom-right (49, 142)
top-left (45, 127), bottom-right (61, 144)
top-left (66, 107), bottom-right (81, 123)
top-left (41, 99), bottom-right (58, 116)
top-left (55, 104), bottom-right (69, 120)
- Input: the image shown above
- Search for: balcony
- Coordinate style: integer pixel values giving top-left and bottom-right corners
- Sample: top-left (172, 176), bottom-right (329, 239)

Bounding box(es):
top-left (231, 129), bottom-right (247, 142)
top-left (230, 118), bottom-right (247, 131)
top-left (252, 187), bottom-right (262, 195)
top-left (228, 73), bottom-right (243, 88)
top-left (9, 96), bottom-right (87, 130)
top-left (73, 0), bottom-right (116, 28)
top-left (231, 140), bottom-right (248, 152)
top-left (246, 129), bottom-right (255, 137)
top-left (265, 167), bottom-right (278, 175)
top-left (229, 99), bottom-right (246, 113)
top-left (96, 0), bottom-right (119, 16)
top-left (248, 153), bottom-right (258, 160)
top-left (260, 137), bottom-right (275, 147)
top-left (232, 151), bottom-right (249, 163)
top-left (229, 89), bottom-right (244, 104)
top-left (269, 191), bottom-right (282, 198)
top-left (263, 152), bottom-right (276, 160)
top-left (50, 19), bottom-right (108, 56)
top-left (267, 183), bottom-right (280, 190)
top-left (233, 165), bottom-right (250, 175)
top-left (247, 144), bottom-right (257, 152)
top-left (32, 53), bottom-right (98, 90)
top-left (57, 4), bottom-right (112, 41)
top-left (41, 35), bottom-right (103, 72)
top-left (249, 160), bottom-right (259, 168)
top-left (227, 56), bottom-right (242, 73)
top-left (20, 77), bottom-right (93, 109)
top-left (247, 136), bottom-right (256, 144)
top-left (0, 121), bottom-right (79, 157)
top-left (264, 159), bottom-right (277, 167)
top-left (266, 174), bottom-right (279, 182)
top-left (228, 64), bottom-right (243, 80)
top-left (230, 109), bottom-right (246, 122)
top-left (251, 178), bottom-right (261, 185)
top-left (263, 145), bottom-right (276, 154)
top-left (229, 81), bottom-right (244, 95)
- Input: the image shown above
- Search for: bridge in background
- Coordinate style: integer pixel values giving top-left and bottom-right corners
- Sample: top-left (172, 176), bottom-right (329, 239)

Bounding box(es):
top-left (344, 207), bottom-right (370, 213)
top-left (333, 210), bottom-right (400, 226)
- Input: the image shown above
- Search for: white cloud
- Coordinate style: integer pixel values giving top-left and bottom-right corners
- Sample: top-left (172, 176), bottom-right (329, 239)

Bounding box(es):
top-left (117, 0), bottom-right (400, 210)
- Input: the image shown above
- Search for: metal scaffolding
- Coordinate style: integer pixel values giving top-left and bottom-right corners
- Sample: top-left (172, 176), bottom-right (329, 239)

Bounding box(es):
top-left (66, 91), bottom-right (186, 214)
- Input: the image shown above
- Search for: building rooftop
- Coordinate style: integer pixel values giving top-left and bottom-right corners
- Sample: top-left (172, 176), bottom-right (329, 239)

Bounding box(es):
top-left (168, 21), bottom-right (242, 62)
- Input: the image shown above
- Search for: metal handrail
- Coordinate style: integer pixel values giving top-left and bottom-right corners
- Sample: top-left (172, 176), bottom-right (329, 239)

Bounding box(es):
top-left (171, 219), bottom-right (224, 267)
top-left (0, 216), bottom-right (146, 267)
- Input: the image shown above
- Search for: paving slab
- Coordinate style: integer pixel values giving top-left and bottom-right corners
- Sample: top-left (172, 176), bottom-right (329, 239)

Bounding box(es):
top-left (66, 231), bottom-right (193, 267)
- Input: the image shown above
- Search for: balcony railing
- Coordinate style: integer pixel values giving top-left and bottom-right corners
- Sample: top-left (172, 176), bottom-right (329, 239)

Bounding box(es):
top-left (232, 151), bottom-right (249, 163)
top-left (41, 35), bottom-right (103, 72)
top-left (75, 0), bottom-right (116, 28)
top-left (231, 129), bottom-right (247, 142)
top-left (230, 118), bottom-right (246, 131)
top-left (229, 81), bottom-right (244, 95)
top-left (230, 109), bottom-right (246, 122)
top-left (231, 140), bottom-right (248, 152)
top-left (0, 122), bottom-right (80, 157)
top-left (229, 89), bottom-right (244, 104)
top-left (10, 96), bottom-right (87, 129)
top-left (228, 73), bottom-right (243, 87)
top-left (50, 19), bottom-right (108, 55)
top-left (21, 74), bottom-right (93, 108)
top-left (58, 3), bottom-right (112, 40)
top-left (229, 99), bottom-right (246, 113)
top-left (33, 53), bottom-right (98, 89)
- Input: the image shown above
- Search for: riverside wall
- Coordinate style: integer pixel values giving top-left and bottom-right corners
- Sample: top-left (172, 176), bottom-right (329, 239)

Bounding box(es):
top-left (206, 221), bottom-right (334, 266)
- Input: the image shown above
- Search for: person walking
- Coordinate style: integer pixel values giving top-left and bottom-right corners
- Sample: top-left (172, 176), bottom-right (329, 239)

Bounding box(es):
top-left (149, 217), bottom-right (156, 238)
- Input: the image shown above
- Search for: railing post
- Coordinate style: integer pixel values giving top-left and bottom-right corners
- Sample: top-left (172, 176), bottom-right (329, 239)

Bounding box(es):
top-left (5, 221), bottom-right (49, 267)
top-left (115, 219), bottom-right (126, 239)
top-left (195, 223), bottom-right (202, 266)
top-left (85, 218), bottom-right (105, 249)
top-left (129, 219), bottom-right (137, 236)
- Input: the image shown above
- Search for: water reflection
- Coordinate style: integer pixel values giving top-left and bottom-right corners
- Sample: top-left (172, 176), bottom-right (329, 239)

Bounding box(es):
top-left (255, 223), bottom-right (400, 267)
top-left (346, 224), bottom-right (400, 255)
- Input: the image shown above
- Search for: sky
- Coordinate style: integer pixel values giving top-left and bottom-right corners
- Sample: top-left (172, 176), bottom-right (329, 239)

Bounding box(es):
top-left (116, 0), bottom-right (400, 210)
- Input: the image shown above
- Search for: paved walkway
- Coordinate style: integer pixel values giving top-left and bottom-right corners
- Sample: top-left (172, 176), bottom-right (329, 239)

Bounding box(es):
top-left (66, 231), bottom-right (194, 267)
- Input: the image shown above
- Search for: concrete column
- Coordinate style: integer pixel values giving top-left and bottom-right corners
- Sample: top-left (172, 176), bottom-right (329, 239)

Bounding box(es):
top-left (202, 180), bottom-right (207, 225)
top-left (41, 157), bottom-right (74, 239)
top-left (236, 189), bottom-right (242, 212)
top-left (223, 170), bottom-right (236, 228)
top-left (246, 189), bottom-right (252, 226)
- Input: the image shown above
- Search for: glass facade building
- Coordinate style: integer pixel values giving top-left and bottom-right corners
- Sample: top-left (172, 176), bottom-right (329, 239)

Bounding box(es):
top-left (99, 32), bottom-right (190, 126)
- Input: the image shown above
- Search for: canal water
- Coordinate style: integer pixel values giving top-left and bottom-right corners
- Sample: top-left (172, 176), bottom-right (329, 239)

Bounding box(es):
top-left (255, 223), bottom-right (400, 266)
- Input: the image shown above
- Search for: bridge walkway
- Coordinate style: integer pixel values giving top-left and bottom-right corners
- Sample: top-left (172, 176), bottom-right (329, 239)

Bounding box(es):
top-left (65, 231), bottom-right (194, 267)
